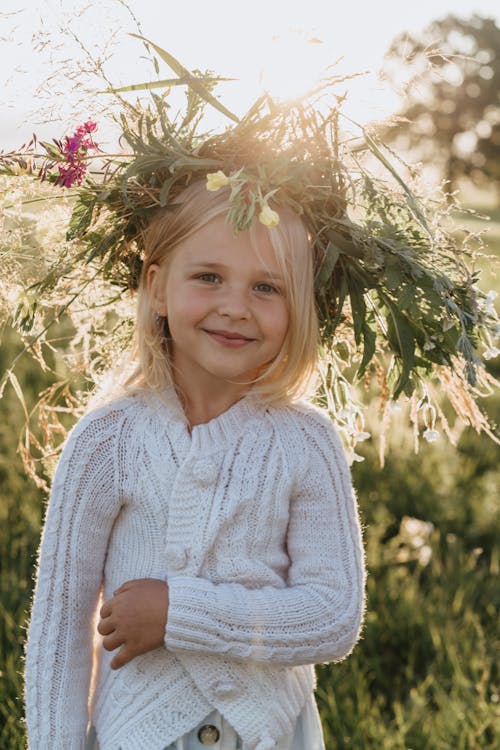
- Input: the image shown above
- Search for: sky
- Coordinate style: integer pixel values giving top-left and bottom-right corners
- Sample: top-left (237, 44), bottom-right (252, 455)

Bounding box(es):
top-left (1, 0), bottom-right (499, 150)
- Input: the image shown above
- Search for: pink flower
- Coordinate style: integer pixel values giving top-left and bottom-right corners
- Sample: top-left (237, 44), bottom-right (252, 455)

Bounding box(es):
top-left (55, 161), bottom-right (88, 188)
top-left (51, 121), bottom-right (98, 188)
top-left (63, 136), bottom-right (82, 157)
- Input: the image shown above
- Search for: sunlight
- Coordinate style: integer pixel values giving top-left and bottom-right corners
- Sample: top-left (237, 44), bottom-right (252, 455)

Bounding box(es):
top-left (250, 27), bottom-right (401, 130)
top-left (257, 30), bottom-right (334, 102)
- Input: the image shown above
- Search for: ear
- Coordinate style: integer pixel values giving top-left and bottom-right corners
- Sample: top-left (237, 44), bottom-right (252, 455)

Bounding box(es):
top-left (147, 264), bottom-right (168, 317)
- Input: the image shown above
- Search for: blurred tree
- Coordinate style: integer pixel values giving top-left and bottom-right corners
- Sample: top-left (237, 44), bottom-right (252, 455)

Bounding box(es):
top-left (381, 14), bottom-right (500, 198)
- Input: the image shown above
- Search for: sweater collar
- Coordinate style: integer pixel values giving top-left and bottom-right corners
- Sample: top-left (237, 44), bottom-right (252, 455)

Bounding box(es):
top-left (143, 386), bottom-right (266, 453)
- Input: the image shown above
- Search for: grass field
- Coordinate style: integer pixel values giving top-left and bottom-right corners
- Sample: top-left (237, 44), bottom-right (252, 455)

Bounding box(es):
top-left (0, 194), bottom-right (499, 749)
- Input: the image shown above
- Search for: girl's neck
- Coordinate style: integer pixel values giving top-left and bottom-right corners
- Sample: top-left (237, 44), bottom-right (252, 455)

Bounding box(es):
top-left (173, 374), bottom-right (252, 427)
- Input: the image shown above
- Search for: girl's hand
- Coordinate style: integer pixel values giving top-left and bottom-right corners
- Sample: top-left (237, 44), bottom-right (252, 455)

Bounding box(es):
top-left (97, 578), bottom-right (169, 669)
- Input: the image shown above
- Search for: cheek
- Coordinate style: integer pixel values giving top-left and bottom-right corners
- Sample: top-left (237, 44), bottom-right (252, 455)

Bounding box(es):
top-left (268, 301), bottom-right (289, 345)
top-left (166, 287), bottom-right (207, 328)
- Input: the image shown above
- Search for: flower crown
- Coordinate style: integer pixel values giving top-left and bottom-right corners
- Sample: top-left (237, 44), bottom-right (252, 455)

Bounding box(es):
top-left (1, 35), bottom-right (498, 458)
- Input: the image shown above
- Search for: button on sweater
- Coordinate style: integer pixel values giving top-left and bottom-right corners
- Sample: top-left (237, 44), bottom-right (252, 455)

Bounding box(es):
top-left (24, 387), bottom-right (366, 750)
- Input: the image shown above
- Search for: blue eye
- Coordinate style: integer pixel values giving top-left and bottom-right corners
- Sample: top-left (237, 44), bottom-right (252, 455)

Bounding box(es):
top-left (197, 273), bottom-right (220, 283)
top-left (255, 283), bottom-right (279, 294)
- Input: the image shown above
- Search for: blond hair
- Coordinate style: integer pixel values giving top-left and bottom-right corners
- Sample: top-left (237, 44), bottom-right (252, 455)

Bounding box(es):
top-left (122, 180), bottom-right (319, 406)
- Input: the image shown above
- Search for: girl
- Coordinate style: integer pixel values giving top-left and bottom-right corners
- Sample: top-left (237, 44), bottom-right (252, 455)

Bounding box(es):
top-left (24, 179), bottom-right (366, 750)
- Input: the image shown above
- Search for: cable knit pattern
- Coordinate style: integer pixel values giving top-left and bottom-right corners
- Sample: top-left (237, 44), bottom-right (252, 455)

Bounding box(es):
top-left (24, 387), bottom-right (365, 750)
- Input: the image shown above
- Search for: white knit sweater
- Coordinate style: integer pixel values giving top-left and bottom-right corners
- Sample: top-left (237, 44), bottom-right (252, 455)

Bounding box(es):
top-left (24, 387), bottom-right (366, 750)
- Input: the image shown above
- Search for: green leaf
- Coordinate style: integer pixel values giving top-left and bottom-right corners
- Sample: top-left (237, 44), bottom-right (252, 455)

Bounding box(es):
top-left (158, 176), bottom-right (177, 207)
top-left (315, 241), bottom-right (340, 288)
top-left (106, 75), bottom-right (235, 94)
top-left (347, 273), bottom-right (366, 346)
top-left (67, 196), bottom-right (95, 240)
top-left (357, 322), bottom-right (377, 377)
top-left (398, 284), bottom-right (416, 311)
top-left (332, 273), bottom-right (349, 328)
top-left (130, 35), bottom-right (240, 124)
top-left (327, 228), bottom-right (365, 260)
top-left (334, 340), bottom-right (350, 362)
top-left (386, 301), bottom-right (416, 397)
top-left (40, 141), bottom-right (61, 160)
top-left (363, 131), bottom-right (432, 237)
top-left (385, 255), bottom-right (403, 291)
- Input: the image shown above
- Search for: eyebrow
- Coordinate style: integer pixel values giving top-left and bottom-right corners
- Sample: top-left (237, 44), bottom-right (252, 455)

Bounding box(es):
top-left (187, 261), bottom-right (284, 281)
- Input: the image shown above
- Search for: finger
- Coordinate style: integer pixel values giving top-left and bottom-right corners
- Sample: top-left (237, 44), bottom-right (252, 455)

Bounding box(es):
top-left (100, 600), bottom-right (112, 618)
top-left (102, 631), bottom-right (124, 652)
top-left (97, 617), bottom-right (115, 636)
top-left (110, 645), bottom-right (134, 670)
top-left (113, 579), bottom-right (136, 595)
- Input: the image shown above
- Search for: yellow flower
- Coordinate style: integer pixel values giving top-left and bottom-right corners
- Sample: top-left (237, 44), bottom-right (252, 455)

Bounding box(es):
top-left (258, 203), bottom-right (280, 228)
top-left (206, 171), bottom-right (230, 191)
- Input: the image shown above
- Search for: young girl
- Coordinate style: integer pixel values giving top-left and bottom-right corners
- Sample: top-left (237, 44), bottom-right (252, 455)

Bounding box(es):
top-left (24, 179), bottom-right (366, 750)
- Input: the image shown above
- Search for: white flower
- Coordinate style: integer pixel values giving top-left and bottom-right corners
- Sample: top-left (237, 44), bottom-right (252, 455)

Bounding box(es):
top-left (485, 290), bottom-right (498, 316)
top-left (423, 428), bottom-right (439, 442)
top-left (355, 431), bottom-right (371, 442)
top-left (483, 346), bottom-right (500, 360)
top-left (346, 450), bottom-right (365, 465)
top-left (350, 452), bottom-right (365, 463)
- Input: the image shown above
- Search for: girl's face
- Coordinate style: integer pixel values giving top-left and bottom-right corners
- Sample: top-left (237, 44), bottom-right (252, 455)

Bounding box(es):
top-left (148, 214), bottom-right (289, 396)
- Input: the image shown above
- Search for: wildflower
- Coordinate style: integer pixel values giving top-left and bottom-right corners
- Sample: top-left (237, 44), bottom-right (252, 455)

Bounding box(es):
top-left (75, 120), bottom-right (97, 137)
top-left (206, 171), bottom-right (230, 191)
top-left (350, 452), bottom-right (365, 463)
top-left (51, 121), bottom-right (98, 189)
top-left (422, 428), bottom-right (439, 442)
top-left (483, 346), bottom-right (500, 360)
top-left (356, 431), bottom-right (371, 442)
top-left (258, 203), bottom-right (280, 228)
top-left (485, 290), bottom-right (498, 316)
top-left (55, 161), bottom-right (88, 189)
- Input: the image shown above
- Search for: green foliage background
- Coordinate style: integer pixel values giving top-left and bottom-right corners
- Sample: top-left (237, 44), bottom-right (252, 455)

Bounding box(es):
top-left (0, 206), bottom-right (499, 749)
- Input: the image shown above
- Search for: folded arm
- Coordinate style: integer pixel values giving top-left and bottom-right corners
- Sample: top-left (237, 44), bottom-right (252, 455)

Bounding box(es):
top-left (165, 418), bottom-right (366, 666)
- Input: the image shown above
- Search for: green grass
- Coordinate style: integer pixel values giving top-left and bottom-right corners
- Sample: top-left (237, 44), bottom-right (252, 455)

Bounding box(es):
top-left (0, 330), bottom-right (48, 749)
top-left (316, 435), bottom-right (499, 749)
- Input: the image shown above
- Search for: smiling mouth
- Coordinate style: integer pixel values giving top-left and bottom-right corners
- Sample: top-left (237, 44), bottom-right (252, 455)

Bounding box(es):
top-left (203, 329), bottom-right (256, 346)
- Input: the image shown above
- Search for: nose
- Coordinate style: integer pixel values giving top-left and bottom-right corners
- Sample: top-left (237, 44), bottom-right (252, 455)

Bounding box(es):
top-left (216, 285), bottom-right (251, 319)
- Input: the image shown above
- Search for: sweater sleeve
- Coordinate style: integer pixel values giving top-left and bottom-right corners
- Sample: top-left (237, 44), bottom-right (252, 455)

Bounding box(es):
top-left (165, 411), bottom-right (366, 667)
top-left (24, 406), bottom-right (123, 750)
